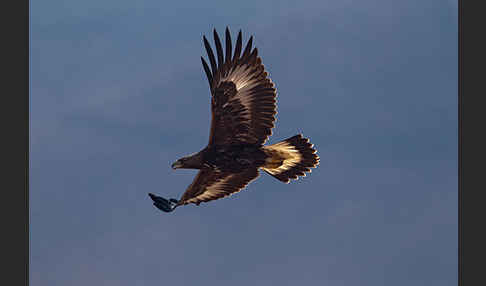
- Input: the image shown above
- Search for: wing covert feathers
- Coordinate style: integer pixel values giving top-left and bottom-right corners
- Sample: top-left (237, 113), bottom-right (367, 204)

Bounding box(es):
top-left (178, 168), bottom-right (259, 206)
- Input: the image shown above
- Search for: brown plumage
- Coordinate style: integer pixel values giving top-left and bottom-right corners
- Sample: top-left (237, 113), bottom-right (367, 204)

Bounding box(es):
top-left (149, 27), bottom-right (320, 213)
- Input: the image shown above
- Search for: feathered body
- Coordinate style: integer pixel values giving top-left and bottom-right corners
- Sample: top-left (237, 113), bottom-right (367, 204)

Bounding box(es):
top-left (149, 28), bottom-right (320, 212)
top-left (203, 143), bottom-right (267, 172)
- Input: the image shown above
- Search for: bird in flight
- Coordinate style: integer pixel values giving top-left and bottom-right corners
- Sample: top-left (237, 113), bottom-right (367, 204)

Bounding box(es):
top-left (149, 27), bottom-right (319, 213)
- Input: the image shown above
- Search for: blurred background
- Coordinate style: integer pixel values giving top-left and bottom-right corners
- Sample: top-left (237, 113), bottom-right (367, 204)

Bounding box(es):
top-left (30, 0), bottom-right (457, 285)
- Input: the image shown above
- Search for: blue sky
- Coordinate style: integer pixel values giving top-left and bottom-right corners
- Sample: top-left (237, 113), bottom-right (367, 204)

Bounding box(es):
top-left (30, 0), bottom-right (457, 285)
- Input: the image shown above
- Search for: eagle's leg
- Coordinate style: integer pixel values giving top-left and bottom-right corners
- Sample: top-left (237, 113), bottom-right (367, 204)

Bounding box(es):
top-left (148, 193), bottom-right (179, 213)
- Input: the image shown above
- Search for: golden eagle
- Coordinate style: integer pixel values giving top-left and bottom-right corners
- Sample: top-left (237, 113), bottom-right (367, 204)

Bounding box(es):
top-left (149, 28), bottom-right (319, 212)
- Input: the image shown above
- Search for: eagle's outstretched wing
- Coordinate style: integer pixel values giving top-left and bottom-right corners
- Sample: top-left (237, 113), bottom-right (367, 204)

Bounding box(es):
top-left (201, 28), bottom-right (277, 146)
top-left (178, 168), bottom-right (259, 206)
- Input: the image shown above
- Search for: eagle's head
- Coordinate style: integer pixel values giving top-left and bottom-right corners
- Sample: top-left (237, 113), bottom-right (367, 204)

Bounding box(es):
top-left (171, 152), bottom-right (204, 170)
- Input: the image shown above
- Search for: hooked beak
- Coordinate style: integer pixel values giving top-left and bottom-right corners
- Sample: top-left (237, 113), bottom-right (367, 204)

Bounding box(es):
top-left (171, 160), bottom-right (183, 169)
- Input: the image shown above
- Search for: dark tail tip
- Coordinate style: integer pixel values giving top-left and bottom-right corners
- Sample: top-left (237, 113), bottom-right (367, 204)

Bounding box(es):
top-left (263, 134), bottom-right (319, 183)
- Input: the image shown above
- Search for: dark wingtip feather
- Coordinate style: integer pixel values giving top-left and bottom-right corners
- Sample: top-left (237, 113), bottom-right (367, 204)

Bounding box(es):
top-left (213, 29), bottom-right (224, 70)
top-left (248, 48), bottom-right (258, 65)
top-left (203, 35), bottom-right (217, 76)
top-left (242, 35), bottom-right (253, 60)
top-left (201, 56), bottom-right (213, 88)
top-left (225, 27), bottom-right (232, 65)
top-left (233, 30), bottom-right (243, 63)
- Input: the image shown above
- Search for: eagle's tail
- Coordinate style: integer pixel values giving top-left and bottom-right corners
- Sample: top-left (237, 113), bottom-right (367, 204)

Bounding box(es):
top-left (261, 134), bottom-right (320, 183)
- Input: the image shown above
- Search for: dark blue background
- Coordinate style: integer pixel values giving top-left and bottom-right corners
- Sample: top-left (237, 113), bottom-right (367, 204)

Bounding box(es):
top-left (30, 0), bottom-right (457, 285)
